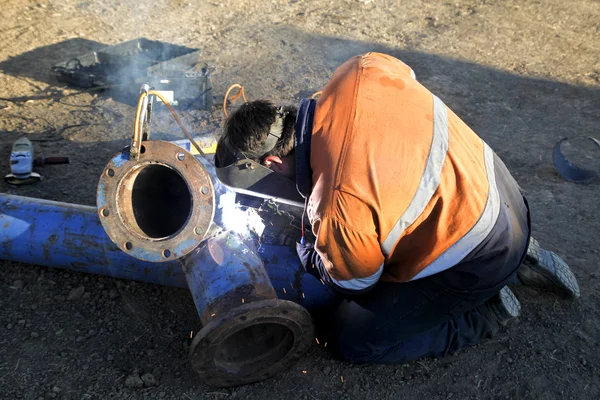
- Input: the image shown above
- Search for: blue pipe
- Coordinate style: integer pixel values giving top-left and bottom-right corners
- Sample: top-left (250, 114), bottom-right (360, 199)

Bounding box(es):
top-left (182, 230), bottom-right (278, 323)
top-left (0, 193), bottom-right (336, 312)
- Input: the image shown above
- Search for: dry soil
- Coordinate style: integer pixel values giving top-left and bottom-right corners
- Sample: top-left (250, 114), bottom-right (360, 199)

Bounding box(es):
top-left (1, 0), bottom-right (600, 399)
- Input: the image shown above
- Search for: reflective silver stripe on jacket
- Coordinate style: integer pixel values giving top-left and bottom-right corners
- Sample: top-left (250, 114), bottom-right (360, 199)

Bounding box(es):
top-left (330, 264), bottom-right (384, 291)
top-left (410, 142), bottom-right (501, 280)
top-left (381, 95), bottom-right (449, 255)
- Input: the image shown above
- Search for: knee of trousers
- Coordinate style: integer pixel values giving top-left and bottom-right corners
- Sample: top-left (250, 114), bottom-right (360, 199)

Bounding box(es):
top-left (329, 329), bottom-right (383, 364)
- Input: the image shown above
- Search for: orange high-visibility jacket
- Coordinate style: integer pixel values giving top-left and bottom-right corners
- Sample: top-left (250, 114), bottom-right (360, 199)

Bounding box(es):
top-left (306, 52), bottom-right (502, 291)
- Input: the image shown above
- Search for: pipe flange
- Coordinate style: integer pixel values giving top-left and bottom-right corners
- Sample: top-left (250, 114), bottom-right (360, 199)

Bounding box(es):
top-left (189, 299), bottom-right (315, 387)
top-left (97, 140), bottom-right (215, 262)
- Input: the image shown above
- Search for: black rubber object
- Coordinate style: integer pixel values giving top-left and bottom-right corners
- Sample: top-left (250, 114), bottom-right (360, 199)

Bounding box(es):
top-left (552, 138), bottom-right (598, 184)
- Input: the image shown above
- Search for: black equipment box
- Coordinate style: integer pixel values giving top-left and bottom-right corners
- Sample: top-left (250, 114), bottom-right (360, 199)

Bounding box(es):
top-left (51, 38), bottom-right (213, 110)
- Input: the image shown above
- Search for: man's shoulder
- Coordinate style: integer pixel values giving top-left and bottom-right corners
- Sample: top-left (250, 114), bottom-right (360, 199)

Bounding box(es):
top-left (357, 52), bottom-right (418, 80)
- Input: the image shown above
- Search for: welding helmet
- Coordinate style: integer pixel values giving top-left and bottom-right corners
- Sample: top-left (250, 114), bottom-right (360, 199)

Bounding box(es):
top-left (214, 106), bottom-right (305, 208)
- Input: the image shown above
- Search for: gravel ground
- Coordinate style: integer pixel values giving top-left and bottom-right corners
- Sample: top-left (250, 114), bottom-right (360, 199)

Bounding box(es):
top-left (1, 0), bottom-right (600, 399)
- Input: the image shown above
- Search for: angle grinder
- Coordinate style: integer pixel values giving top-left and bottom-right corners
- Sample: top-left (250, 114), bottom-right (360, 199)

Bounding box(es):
top-left (5, 137), bottom-right (70, 186)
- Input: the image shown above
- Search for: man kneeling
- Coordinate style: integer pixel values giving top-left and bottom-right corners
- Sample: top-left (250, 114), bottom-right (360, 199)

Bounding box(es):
top-left (216, 52), bottom-right (580, 364)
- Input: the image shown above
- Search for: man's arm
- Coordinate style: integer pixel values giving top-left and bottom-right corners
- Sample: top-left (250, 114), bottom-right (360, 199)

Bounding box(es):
top-left (296, 216), bottom-right (385, 295)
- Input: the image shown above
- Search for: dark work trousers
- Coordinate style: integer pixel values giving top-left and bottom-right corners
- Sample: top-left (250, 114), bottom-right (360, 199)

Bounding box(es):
top-left (318, 155), bottom-right (532, 364)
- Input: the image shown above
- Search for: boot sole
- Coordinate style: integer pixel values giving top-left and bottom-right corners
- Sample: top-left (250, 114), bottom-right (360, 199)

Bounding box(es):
top-left (486, 286), bottom-right (521, 326)
top-left (518, 237), bottom-right (580, 298)
top-left (498, 286), bottom-right (521, 319)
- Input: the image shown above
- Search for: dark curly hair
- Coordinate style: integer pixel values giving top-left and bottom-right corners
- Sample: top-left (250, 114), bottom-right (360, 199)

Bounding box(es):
top-left (219, 100), bottom-right (297, 161)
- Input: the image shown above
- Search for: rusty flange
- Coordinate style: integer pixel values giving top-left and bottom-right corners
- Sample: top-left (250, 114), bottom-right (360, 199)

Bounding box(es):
top-left (97, 140), bottom-right (215, 262)
top-left (189, 299), bottom-right (315, 387)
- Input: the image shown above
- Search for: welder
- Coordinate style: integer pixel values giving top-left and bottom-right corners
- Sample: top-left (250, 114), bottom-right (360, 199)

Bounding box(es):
top-left (215, 52), bottom-right (580, 364)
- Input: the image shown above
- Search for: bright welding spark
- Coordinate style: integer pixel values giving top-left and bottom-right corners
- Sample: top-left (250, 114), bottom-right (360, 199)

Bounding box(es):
top-left (247, 209), bottom-right (266, 236)
top-left (218, 191), bottom-right (250, 234)
top-left (217, 191), bottom-right (266, 236)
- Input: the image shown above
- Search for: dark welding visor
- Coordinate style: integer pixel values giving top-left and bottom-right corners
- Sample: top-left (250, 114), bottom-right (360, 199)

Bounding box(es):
top-left (214, 112), bottom-right (305, 208)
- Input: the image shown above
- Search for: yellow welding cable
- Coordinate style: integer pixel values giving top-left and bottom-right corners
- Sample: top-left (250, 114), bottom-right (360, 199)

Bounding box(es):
top-left (147, 90), bottom-right (206, 157)
top-left (223, 84), bottom-right (248, 118)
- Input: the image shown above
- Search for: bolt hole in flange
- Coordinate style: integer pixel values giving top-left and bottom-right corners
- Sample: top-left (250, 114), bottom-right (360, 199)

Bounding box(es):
top-left (140, 145), bottom-right (146, 154)
top-left (101, 208), bottom-right (110, 217)
top-left (107, 169), bottom-right (115, 178)
top-left (163, 249), bottom-right (171, 258)
top-left (125, 242), bottom-right (133, 251)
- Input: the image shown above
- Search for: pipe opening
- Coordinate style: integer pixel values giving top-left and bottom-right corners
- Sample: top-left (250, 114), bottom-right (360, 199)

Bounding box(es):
top-left (127, 164), bottom-right (192, 239)
top-left (214, 323), bottom-right (294, 375)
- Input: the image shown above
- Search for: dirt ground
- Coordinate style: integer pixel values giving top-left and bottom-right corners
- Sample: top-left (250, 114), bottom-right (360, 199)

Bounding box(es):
top-left (1, 0), bottom-right (600, 399)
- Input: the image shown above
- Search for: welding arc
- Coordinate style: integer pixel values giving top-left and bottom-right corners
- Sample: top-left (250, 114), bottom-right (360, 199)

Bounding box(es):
top-left (223, 84), bottom-right (248, 118)
top-left (133, 90), bottom-right (206, 157)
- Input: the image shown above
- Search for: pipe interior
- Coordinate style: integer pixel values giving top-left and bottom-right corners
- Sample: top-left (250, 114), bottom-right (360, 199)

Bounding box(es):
top-left (214, 323), bottom-right (295, 375)
top-left (130, 164), bottom-right (192, 239)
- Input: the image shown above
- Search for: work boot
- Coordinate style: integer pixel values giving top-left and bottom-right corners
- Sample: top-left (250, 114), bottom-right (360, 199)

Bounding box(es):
top-left (518, 237), bottom-right (580, 299)
top-left (485, 286), bottom-right (521, 326)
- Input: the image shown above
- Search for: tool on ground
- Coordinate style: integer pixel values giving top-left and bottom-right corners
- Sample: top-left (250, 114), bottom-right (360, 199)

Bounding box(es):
top-left (5, 137), bottom-right (70, 186)
top-left (34, 156), bottom-right (71, 167)
top-left (5, 137), bottom-right (41, 185)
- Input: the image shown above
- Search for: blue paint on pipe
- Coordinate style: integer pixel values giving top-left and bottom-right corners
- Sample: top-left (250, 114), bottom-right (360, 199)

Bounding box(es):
top-left (0, 194), bottom-right (337, 311)
top-left (96, 181), bottom-right (106, 209)
top-left (110, 152), bottom-right (129, 169)
top-left (182, 231), bottom-right (278, 322)
top-left (0, 194), bottom-right (182, 285)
